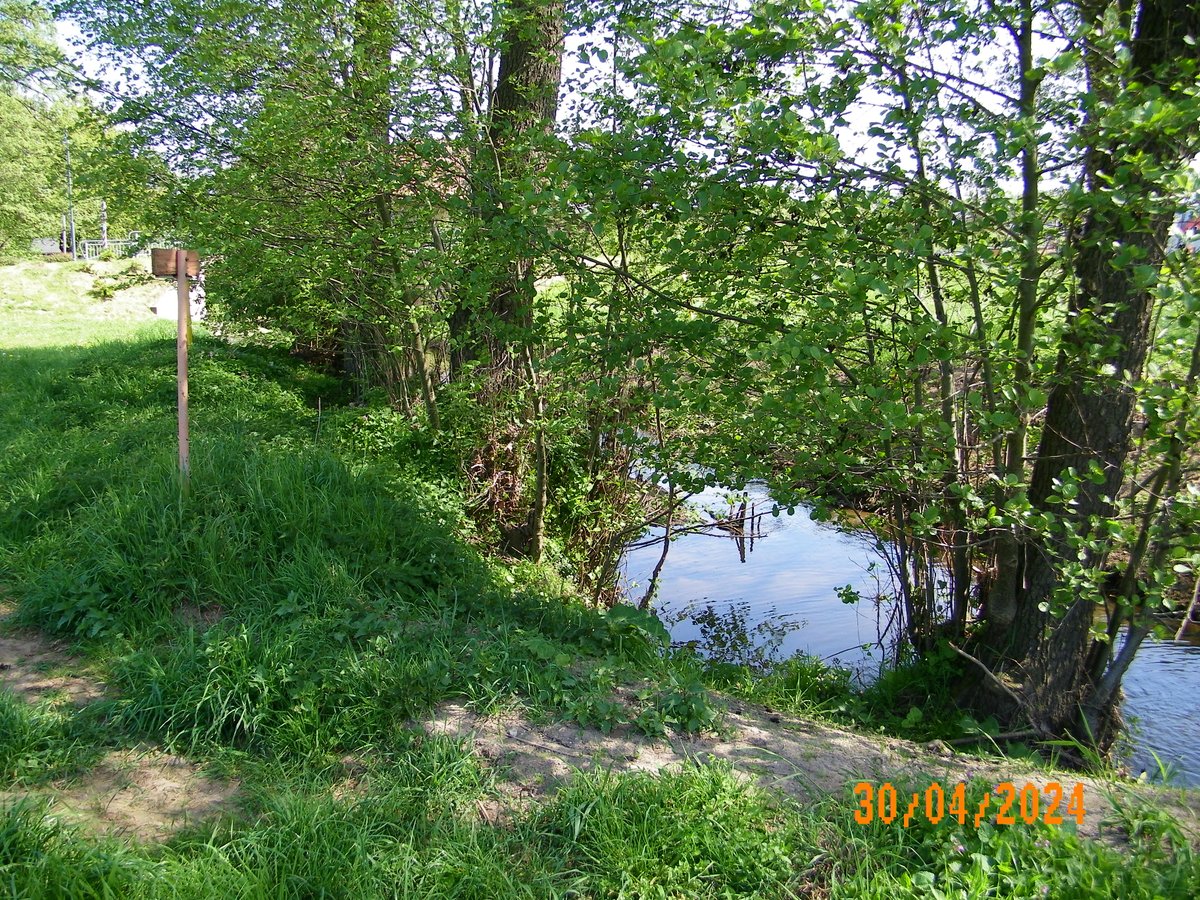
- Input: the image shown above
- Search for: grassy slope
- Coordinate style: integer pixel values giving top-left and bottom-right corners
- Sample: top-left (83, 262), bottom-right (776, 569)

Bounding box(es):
top-left (0, 260), bottom-right (1197, 899)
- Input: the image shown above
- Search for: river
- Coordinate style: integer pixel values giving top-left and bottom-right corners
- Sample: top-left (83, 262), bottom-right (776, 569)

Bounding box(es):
top-left (620, 480), bottom-right (1200, 786)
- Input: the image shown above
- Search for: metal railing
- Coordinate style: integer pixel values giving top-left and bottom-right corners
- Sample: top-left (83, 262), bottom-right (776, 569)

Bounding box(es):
top-left (79, 239), bottom-right (148, 260)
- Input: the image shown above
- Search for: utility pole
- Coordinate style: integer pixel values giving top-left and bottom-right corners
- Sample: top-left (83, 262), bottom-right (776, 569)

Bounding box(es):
top-left (100, 200), bottom-right (108, 248)
top-left (63, 131), bottom-right (77, 260)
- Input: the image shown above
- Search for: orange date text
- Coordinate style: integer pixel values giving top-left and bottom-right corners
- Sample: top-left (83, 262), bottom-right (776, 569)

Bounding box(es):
top-left (852, 781), bottom-right (1085, 828)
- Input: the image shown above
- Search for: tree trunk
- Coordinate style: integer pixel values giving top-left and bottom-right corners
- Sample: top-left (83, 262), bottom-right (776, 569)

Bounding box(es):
top-left (450, 0), bottom-right (564, 372)
top-left (979, 0), bottom-right (1200, 748)
top-left (453, 0), bottom-right (565, 561)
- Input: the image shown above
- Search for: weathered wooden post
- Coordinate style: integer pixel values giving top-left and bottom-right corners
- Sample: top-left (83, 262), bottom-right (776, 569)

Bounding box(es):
top-left (152, 248), bottom-right (200, 487)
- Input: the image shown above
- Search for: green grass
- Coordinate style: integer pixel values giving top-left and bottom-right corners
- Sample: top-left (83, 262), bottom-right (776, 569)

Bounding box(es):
top-left (3, 761), bottom-right (1197, 898)
top-left (0, 261), bottom-right (724, 757)
top-left (703, 643), bottom-right (1000, 748)
top-left (1, 259), bottom-right (1198, 898)
top-left (0, 694), bottom-right (107, 785)
top-left (0, 258), bottom-right (167, 347)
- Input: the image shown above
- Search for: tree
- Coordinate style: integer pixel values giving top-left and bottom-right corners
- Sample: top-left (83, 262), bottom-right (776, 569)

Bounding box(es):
top-left (1, 0), bottom-right (56, 86)
top-left (54, 0), bottom-right (1200, 755)
top-left (455, 0), bottom-right (566, 557)
top-left (0, 0), bottom-right (61, 256)
top-left (985, 0), bottom-right (1200, 746)
top-left (61, 0), bottom-right (570, 556)
top-left (558, 0), bottom-right (1200, 751)
top-left (0, 92), bottom-right (58, 256)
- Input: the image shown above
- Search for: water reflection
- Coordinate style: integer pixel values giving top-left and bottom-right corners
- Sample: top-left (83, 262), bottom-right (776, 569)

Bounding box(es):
top-left (620, 482), bottom-right (1200, 786)
top-left (660, 601), bottom-right (804, 671)
top-left (620, 482), bottom-right (899, 679)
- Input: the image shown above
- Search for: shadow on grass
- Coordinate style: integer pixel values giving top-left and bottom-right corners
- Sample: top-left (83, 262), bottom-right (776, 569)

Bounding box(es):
top-left (0, 333), bottom-right (347, 550)
top-left (0, 331), bottom-right (682, 762)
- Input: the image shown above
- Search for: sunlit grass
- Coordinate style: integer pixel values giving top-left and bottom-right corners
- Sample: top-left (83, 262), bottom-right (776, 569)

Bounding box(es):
top-left (4, 761), bottom-right (1197, 898)
top-left (1, 260), bottom-right (1197, 898)
top-left (0, 258), bottom-right (169, 348)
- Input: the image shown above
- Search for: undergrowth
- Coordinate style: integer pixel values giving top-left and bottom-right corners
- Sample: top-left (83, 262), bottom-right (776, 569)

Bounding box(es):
top-left (2, 261), bottom-right (1198, 898)
top-left (0, 263), bottom-right (722, 759)
top-left (705, 644), bottom-right (992, 746)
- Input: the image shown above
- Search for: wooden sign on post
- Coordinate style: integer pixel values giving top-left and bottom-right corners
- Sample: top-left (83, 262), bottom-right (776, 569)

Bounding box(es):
top-left (151, 248), bottom-right (200, 278)
top-left (152, 248), bottom-right (200, 486)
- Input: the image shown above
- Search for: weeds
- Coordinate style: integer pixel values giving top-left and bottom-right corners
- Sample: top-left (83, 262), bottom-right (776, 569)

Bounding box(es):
top-left (4, 762), bottom-right (1197, 898)
top-left (809, 778), bottom-right (1199, 899)
top-left (0, 694), bottom-right (105, 785)
top-left (2, 261), bottom-right (1198, 898)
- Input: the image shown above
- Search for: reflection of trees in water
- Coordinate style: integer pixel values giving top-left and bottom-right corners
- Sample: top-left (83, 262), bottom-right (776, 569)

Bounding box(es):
top-left (625, 490), bottom-right (955, 674)
top-left (663, 572), bottom-right (929, 678)
top-left (855, 541), bottom-right (956, 669)
top-left (630, 494), bottom-right (775, 609)
top-left (662, 601), bottom-right (802, 671)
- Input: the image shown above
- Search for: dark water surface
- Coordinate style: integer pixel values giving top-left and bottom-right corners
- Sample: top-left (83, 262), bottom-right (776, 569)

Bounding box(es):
top-left (620, 481), bottom-right (1200, 786)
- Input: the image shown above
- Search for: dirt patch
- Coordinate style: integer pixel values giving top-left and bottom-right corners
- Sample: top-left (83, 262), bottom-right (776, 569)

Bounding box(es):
top-left (422, 700), bottom-right (1200, 846)
top-left (330, 755), bottom-right (372, 802)
top-left (2, 749), bottom-right (241, 843)
top-left (0, 632), bottom-right (106, 707)
top-left (1, 616), bottom-right (239, 841)
top-left (174, 601), bottom-right (225, 632)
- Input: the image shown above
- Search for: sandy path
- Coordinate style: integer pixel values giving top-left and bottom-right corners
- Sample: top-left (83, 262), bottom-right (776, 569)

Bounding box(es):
top-left (1, 619), bottom-right (240, 842)
top-left (423, 698), bottom-right (1200, 845)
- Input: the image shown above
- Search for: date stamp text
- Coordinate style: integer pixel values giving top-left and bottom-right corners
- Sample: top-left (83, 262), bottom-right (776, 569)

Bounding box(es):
top-left (852, 781), bottom-right (1086, 828)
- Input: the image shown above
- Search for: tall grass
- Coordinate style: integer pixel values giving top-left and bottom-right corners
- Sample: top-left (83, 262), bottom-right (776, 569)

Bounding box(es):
top-left (4, 762), bottom-right (1197, 899)
top-left (5, 427), bottom-right (697, 756)
top-left (3, 261), bottom-right (1198, 898)
top-left (0, 694), bottom-right (106, 786)
top-left (1, 268), bottom-right (712, 758)
top-left (10, 439), bottom-right (482, 638)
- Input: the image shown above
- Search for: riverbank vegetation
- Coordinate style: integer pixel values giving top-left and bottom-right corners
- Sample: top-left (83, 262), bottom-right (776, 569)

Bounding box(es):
top-left (1, 258), bottom-right (1198, 897)
top-left (2, 0), bottom-right (1200, 891)
top-left (26, 0), bottom-right (1195, 760)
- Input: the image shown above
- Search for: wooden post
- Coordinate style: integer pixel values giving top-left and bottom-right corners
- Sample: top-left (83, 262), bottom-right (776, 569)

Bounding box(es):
top-left (176, 249), bottom-right (190, 486)
top-left (152, 248), bottom-right (200, 488)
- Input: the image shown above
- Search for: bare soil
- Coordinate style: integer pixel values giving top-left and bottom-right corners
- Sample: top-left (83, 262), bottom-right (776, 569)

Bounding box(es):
top-left (1, 616), bottom-right (241, 842)
top-left (0, 631), bottom-right (105, 707)
top-left (4, 610), bottom-right (1198, 847)
top-left (422, 698), bottom-right (1200, 846)
top-left (1, 749), bottom-right (241, 843)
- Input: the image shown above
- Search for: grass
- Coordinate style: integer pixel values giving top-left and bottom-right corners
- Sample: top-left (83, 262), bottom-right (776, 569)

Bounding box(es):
top-left (1, 259), bottom-right (1198, 898)
top-left (0, 694), bottom-right (106, 785)
top-left (704, 643), bottom-right (1001, 748)
top-left (3, 762), bottom-right (1197, 898)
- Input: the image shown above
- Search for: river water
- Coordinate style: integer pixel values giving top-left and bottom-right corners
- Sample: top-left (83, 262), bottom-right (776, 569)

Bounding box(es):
top-left (620, 480), bottom-right (1200, 786)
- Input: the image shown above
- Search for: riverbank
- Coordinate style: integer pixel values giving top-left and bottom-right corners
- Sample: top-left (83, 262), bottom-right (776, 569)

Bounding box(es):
top-left (2, 259), bottom-right (1199, 897)
top-left (621, 480), bottom-right (1200, 785)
